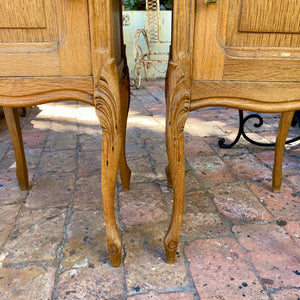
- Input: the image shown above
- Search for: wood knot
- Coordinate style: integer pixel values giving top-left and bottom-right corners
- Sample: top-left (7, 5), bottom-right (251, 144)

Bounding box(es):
top-left (109, 245), bottom-right (119, 255)
top-left (168, 241), bottom-right (178, 250)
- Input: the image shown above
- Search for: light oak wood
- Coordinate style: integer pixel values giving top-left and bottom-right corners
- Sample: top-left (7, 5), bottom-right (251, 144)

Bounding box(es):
top-left (0, 0), bottom-right (130, 267)
top-left (3, 107), bottom-right (29, 190)
top-left (165, 0), bottom-right (300, 263)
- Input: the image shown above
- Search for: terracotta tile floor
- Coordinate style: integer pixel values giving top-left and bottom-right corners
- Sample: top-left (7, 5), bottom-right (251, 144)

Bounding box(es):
top-left (0, 79), bottom-right (299, 299)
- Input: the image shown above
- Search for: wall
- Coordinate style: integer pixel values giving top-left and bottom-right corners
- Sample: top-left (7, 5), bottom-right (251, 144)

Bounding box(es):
top-left (122, 10), bottom-right (171, 80)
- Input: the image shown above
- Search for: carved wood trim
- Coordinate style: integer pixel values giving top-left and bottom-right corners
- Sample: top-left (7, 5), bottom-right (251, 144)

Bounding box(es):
top-left (0, 77), bottom-right (94, 106)
top-left (94, 57), bottom-right (120, 171)
top-left (166, 60), bottom-right (190, 176)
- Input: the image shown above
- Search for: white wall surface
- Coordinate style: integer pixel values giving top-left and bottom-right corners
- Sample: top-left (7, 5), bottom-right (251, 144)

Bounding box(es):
top-left (122, 10), bottom-right (171, 80)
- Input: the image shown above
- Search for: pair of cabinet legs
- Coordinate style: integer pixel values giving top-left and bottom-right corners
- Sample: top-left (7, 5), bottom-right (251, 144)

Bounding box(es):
top-left (3, 85), bottom-right (295, 267)
top-left (164, 63), bottom-right (296, 263)
top-left (3, 62), bottom-right (131, 267)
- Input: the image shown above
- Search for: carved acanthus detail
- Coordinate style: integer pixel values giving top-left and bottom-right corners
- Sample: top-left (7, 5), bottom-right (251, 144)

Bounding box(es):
top-left (94, 58), bottom-right (120, 163)
top-left (166, 61), bottom-right (190, 175)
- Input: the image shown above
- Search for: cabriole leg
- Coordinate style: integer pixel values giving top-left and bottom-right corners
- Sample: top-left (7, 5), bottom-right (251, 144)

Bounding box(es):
top-left (3, 107), bottom-right (29, 190)
top-left (272, 111), bottom-right (294, 192)
top-left (164, 61), bottom-right (190, 263)
top-left (95, 59), bottom-right (124, 266)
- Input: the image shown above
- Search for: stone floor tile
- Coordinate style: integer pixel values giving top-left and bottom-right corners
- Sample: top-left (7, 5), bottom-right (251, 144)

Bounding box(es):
top-left (2, 208), bottom-right (67, 264)
top-left (185, 118), bottom-right (225, 137)
top-left (283, 221), bottom-right (300, 246)
top-left (184, 237), bottom-right (268, 299)
top-left (233, 224), bottom-right (300, 289)
top-left (0, 143), bottom-right (10, 162)
top-left (0, 264), bottom-right (56, 300)
top-left (254, 150), bottom-right (300, 176)
top-left (286, 174), bottom-right (300, 190)
top-left (188, 156), bottom-right (237, 187)
top-left (247, 181), bottom-right (300, 221)
top-left (77, 123), bottom-right (102, 136)
top-left (50, 120), bottom-right (78, 133)
top-left (39, 150), bottom-right (77, 173)
top-left (55, 264), bottom-right (125, 300)
top-left (73, 175), bottom-right (102, 210)
top-left (184, 135), bottom-right (215, 158)
top-left (0, 224), bottom-right (12, 249)
top-left (128, 291), bottom-right (195, 299)
top-left (0, 205), bottom-right (20, 224)
top-left (0, 173), bottom-right (29, 204)
top-left (78, 133), bottom-right (102, 152)
top-left (0, 149), bottom-right (42, 173)
top-left (61, 211), bottom-right (108, 270)
top-left (22, 130), bottom-right (49, 149)
top-left (77, 151), bottom-right (101, 177)
top-left (203, 135), bottom-right (251, 158)
top-left (119, 183), bottom-right (168, 226)
top-left (184, 169), bottom-right (203, 193)
top-left (22, 118), bottom-right (52, 132)
top-left (223, 153), bottom-right (273, 182)
top-left (124, 222), bottom-right (190, 294)
top-left (209, 182), bottom-right (273, 223)
top-left (25, 173), bottom-right (75, 208)
top-left (127, 156), bottom-right (156, 184)
top-left (184, 190), bottom-right (217, 213)
top-left (45, 132), bottom-right (77, 151)
top-left (270, 289), bottom-right (300, 299)
top-left (143, 103), bottom-right (166, 115)
top-left (181, 212), bottom-right (229, 238)
top-left (125, 142), bottom-right (148, 158)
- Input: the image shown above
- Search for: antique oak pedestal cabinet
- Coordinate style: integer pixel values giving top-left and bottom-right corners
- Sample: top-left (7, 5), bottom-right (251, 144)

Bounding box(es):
top-left (164, 0), bottom-right (300, 263)
top-left (0, 0), bottom-right (131, 267)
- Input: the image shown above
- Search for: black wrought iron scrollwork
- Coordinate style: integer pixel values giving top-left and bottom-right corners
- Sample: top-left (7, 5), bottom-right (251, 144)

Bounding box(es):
top-left (218, 110), bottom-right (300, 149)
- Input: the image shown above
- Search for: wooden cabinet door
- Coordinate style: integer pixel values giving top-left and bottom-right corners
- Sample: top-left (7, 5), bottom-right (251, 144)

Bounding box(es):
top-left (0, 0), bottom-right (91, 77)
top-left (193, 0), bottom-right (300, 82)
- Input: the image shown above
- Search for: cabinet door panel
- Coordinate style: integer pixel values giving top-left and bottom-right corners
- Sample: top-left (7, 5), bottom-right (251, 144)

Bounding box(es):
top-left (239, 0), bottom-right (300, 34)
top-left (218, 0), bottom-right (300, 82)
top-left (0, 0), bottom-right (46, 29)
top-left (221, 0), bottom-right (300, 48)
top-left (0, 0), bottom-right (91, 76)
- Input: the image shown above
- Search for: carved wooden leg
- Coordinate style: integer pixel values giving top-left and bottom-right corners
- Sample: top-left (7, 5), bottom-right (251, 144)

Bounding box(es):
top-left (272, 111), bottom-right (294, 192)
top-left (95, 59), bottom-right (123, 266)
top-left (164, 61), bottom-right (190, 263)
top-left (118, 67), bottom-right (131, 190)
top-left (3, 107), bottom-right (29, 190)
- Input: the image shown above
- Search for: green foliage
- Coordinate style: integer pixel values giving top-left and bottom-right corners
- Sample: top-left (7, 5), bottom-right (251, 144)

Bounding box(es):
top-left (124, 0), bottom-right (142, 10)
top-left (164, 0), bottom-right (172, 6)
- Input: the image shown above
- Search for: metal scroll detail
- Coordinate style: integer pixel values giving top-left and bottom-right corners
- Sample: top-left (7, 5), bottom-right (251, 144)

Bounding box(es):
top-left (219, 110), bottom-right (300, 148)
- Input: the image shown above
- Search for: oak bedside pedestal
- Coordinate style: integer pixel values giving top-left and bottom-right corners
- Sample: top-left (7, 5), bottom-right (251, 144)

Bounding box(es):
top-left (164, 0), bottom-right (300, 263)
top-left (0, 0), bottom-right (131, 267)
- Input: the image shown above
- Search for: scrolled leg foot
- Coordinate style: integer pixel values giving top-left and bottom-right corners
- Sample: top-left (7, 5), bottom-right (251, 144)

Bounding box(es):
top-left (164, 238), bottom-right (179, 264)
